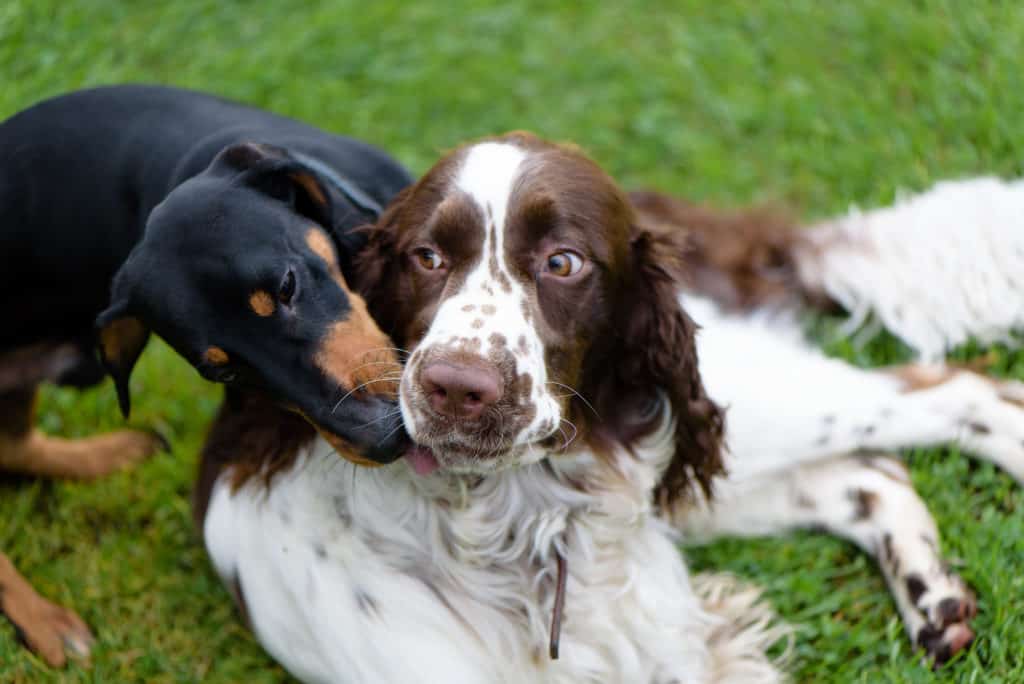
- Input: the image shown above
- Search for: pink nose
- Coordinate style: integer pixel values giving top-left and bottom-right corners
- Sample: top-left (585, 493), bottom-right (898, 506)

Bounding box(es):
top-left (420, 361), bottom-right (502, 420)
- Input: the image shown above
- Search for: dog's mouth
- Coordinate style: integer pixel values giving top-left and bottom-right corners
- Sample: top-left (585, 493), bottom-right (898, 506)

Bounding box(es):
top-left (401, 434), bottom-right (552, 477)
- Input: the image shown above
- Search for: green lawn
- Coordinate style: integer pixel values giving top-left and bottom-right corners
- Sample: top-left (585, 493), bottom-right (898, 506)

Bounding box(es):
top-left (2, 1), bottom-right (1023, 681)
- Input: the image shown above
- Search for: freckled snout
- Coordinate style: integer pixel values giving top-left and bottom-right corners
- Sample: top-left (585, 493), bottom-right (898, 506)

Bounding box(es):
top-left (420, 360), bottom-right (503, 420)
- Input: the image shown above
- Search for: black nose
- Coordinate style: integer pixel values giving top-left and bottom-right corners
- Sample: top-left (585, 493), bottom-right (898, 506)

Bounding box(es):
top-left (420, 361), bottom-right (502, 420)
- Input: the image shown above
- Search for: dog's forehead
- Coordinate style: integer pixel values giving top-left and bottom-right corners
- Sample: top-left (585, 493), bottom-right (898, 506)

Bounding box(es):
top-left (453, 142), bottom-right (527, 224)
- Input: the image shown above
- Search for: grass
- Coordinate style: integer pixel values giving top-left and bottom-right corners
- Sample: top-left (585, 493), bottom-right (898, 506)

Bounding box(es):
top-left (1, 0), bottom-right (1023, 680)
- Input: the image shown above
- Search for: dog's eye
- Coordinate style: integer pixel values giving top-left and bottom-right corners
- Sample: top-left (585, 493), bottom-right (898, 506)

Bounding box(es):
top-left (545, 251), bottom-right (583, 277)
top-left (279, 269), bottom-right (297, 305)
top-left (414, 248), bottom-right (444, 271)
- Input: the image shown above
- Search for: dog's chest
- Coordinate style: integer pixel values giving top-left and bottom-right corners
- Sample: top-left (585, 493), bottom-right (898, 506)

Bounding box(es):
top-left (203, 441), bottom-right (711, 684)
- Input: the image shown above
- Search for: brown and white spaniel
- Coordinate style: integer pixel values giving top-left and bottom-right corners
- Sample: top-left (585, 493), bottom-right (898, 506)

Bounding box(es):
top-left (201, 132), bottom-right (788, 684)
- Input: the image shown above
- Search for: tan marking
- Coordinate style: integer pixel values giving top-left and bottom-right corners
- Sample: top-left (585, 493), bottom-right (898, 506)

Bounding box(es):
top-left (249, 290), bottom-right (275, 317)
top-left (314, 290), bottom-right (400, 398)
top-left (890, 357), bottom-right (995, 394)
top-left (290, 171), bottom-right (327, 206)
top-left (471, 319), bottom-right (484, 329)
top-left (204, 346), bottom-right (230, 365)
top-left (99, 317), bottom-right (147, 365)
top-left (481, 304), bottom-right (496, 315)
top-left (316, 426), bottom-right (387, 468)
top-left (306, 227), bottom-right (337, 265)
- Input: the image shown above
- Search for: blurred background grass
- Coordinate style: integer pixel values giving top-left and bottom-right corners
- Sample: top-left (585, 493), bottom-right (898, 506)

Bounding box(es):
top-left (1, 1), bottom-right (1023, 681)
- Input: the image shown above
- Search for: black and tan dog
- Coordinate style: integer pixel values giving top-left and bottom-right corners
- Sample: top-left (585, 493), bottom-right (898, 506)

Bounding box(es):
top-left (0, 85), bottom-right (412, 666)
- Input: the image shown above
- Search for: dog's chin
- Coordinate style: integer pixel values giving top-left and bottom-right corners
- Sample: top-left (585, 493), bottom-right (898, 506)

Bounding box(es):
top-left (402, 434), bottom-right (540, 477)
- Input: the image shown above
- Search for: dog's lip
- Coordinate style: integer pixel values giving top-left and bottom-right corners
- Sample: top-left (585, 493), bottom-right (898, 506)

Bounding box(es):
top-left (290, 401), bottom-right (409, 465)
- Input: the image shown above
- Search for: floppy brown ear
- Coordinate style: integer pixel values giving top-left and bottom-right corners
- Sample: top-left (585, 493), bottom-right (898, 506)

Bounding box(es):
top-left (590, 222), bottom-right (726, 509)
top-left (95, 302), bottom-right (150, 419)
top-left (352, 185), bottom-right (414, 337)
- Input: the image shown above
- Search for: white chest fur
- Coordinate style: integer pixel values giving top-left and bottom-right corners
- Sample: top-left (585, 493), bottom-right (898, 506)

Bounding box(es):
top-left (204, 435), bottom-right (781, 684)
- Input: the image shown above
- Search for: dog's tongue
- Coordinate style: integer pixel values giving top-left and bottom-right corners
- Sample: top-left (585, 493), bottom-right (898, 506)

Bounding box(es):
top-left (405, 445), bottom-right (441, 476)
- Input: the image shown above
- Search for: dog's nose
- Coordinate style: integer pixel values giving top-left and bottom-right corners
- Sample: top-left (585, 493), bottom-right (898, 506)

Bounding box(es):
top-left (420, 361), bottom-right (502, 419)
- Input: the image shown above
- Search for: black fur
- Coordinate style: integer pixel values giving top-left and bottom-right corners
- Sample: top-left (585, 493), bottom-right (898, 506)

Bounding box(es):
top-left (1, 85), bottom-right (412, 461)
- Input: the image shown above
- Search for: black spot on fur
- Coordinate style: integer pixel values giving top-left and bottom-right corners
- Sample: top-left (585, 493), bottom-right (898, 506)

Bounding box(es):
top-left (906, 573), bottom-right (928, 605)
top-left (916, 624), bottom-right (953, 664)
top-left (967, 421), bottom-right (991, 435)
top-left (814, 434), bottom-right (830, 446)
top-left (333, 495), bottom-right (351, 527)
top-left (848, 487), bottom-right (878, 520)
top-left (936, 597), bottom-right (965, 624)
top-left (856, 424), bottom-right (876, 437)
top-left (313, 543), bottom-right (327, 560)
top-left (881, 533), bottom-right (895, 565)
top-left (795, 492), bottom-right (816, 509)
top-left (355, 588), bottom-right (379, 616)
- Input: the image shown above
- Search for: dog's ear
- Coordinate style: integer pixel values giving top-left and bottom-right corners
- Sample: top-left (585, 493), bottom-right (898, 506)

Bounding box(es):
top-left (352, 185), bottom-right (414, 336)
top-left (210, 142), bottom-right (337, 227)
top-left (591, 222), bottom-right (726, 510)
top-left (95, 300), bottom-right (150, 419)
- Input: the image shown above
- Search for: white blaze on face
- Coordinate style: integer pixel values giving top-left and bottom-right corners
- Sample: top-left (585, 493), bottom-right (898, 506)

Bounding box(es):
top-left (400, 142), bottom-right (563, 462)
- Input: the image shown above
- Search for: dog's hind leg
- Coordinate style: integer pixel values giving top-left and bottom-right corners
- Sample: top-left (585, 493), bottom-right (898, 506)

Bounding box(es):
top-left (679, 454), bottom-right (976, 666)
top-left (0, 551), bottom-right (95, 667)
top-left (0, 386), bottom-right (164, 480)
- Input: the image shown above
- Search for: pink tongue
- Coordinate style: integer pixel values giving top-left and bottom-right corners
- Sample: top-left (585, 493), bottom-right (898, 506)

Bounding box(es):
top-left (405, 445), bottom-right (441, 476)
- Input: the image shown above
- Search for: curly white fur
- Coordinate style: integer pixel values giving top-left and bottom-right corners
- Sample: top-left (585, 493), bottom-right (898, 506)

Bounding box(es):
top-left (204, 414), bottom-right (787, 684)
top-left (797, 177), bottom-right (1024, 360)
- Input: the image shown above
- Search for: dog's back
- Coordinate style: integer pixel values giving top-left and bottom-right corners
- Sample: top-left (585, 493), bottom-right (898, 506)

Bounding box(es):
top-left (0, 84), bottom-right (405, 350)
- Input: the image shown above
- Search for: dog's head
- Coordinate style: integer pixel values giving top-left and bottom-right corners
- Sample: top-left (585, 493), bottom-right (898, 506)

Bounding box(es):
top-left (97, 142), bottom-right (407, 465)
top-left (357, 133), bottom-right (724, 503)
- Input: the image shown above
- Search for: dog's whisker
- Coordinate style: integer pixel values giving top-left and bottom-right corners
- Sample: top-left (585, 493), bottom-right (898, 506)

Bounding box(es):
top-left (546, 381), bottom-right (599, 418)
top-left (357, 409), bottom-right (404, 430)
top-left (330, 376), bottom-right (405, 415)
top-left (557, 418), bottom-right (578, 452)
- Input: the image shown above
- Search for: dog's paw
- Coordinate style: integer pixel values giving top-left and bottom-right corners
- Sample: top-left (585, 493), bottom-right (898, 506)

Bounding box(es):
top-left (905, 572), bottom-right (977, 666)
top-left (72, 428), bottom-right (168, 479)
top-left (5, 590), bottom-right (95, 667)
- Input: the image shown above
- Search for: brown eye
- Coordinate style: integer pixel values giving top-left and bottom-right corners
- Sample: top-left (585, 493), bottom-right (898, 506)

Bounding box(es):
top-left (545, 251), bottom-right (583, 277)
top-left (415, 248), bottom-right (444, 271)
top-left (279, 269), bottom-right (296, 305)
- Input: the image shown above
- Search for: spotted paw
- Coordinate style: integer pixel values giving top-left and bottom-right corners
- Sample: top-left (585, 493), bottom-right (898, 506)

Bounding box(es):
top-left (908, 576), bottom-right (977, 666)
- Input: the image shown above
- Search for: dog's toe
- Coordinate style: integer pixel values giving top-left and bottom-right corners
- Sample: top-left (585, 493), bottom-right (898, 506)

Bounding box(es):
top-left (917, 621), bottom-right (974, 667)
top-left (913, 587), bottom-right (977, 667)
top-left (8, 593), bottom-right (95, 667)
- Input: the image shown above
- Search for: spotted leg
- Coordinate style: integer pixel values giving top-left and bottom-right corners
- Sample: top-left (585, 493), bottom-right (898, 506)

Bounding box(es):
top-left (680, 454), bottom-right (976, 665)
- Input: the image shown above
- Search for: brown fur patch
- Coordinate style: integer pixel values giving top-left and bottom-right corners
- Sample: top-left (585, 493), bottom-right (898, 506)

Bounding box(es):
top-left (306, 226), bottom-right (337, 265)
top-left (314, 290), bottom-right (400, 398)
top-left (629, 190), bottom-right (836, 311)
top-left (204, 346), bottom-right (230, 365)
top-left (249, 290), bottom-right (275, 317)
top-left (290, 171), bottom-right (327, 206)
top-left (98, 317), bottom-right (148, 366)
top-left (193, 393), bottom-right (317, 525)
top-left (0, 343), bottom-right (83, 392)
